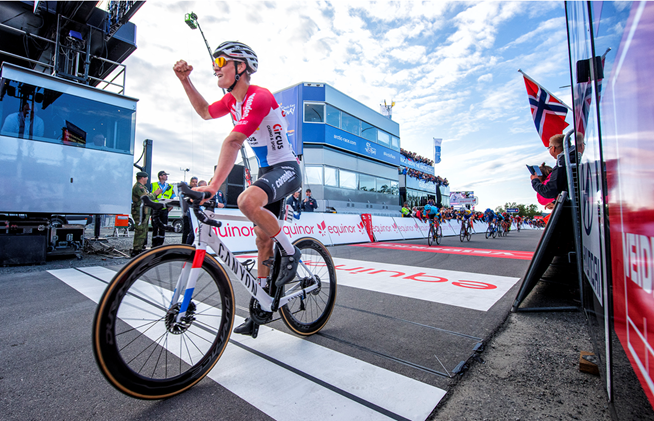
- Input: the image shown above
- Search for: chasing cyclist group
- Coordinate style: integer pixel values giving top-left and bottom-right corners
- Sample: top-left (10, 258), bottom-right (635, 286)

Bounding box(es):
top-left (401, 201), bottom-right (545, 241)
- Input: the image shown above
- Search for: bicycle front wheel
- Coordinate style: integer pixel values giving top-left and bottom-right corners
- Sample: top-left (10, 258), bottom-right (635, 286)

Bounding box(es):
top-left (93, 245), bottom-right (235, 399)
top-left (460, 227), bottom-right (466, 242)
top-left (428, 226), bottom-right (434, 246)
top-left (485, 227), bottom-right (491, 239)
top-left (279, 237), bottom-right (337, 336)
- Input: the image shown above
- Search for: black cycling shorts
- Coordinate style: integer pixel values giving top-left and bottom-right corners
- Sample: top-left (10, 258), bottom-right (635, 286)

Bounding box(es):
top-left (254, 160), bottom-right (302, 218)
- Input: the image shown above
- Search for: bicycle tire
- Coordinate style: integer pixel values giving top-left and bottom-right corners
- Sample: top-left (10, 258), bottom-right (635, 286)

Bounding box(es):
top-left (93, 245), bottom-right (234, 399)
top-left (467, 230), bottom-right (472, 241)
top-left (435, 225), bottom-right (442, 245)
top-left (279, 237), bottom-right (337, 336)
top-left (460, 227), bottom-right (466, 242)
top-left (428, 225), bottom-right (434, 246)
top-left (492, 228), bottom-right (497, 238)
top-left (485, 227), bottom-right (491, 239)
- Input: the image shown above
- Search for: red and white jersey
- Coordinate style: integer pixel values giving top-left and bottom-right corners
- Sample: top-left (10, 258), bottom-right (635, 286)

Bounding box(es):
top-left (208, 85), bottom-right (296, 167)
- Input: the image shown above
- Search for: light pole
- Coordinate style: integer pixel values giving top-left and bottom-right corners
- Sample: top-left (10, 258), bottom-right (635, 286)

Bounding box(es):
top-left (180, 168), bottom-right (190, 183)
top-left (184, 11), bottom-right (253, 187)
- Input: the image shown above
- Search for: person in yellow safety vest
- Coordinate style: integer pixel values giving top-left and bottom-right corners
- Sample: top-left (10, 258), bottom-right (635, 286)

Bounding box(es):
top-left (151, 170), bottom-right (176, 247)
top-left (400, 202), bottom-right (410, 217)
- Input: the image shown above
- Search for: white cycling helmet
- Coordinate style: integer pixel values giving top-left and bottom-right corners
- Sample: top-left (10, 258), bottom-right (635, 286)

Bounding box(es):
top-left (213, 41), bottom-right (258, 74)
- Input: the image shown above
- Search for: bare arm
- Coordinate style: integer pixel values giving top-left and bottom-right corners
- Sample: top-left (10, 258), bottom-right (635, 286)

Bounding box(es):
top-left (196, 131), bottom-right (248, 196)
top-left (173, 60), bottom-right (212, 120)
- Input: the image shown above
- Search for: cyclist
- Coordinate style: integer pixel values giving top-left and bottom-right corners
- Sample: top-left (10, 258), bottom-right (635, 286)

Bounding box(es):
top-left (502, 212), bottom-right (510, 233)
top-left (173, 41), bottom-right (302, 336)
top-left (462, 209), bottom-right (473, 233)
top-left (484, 208), bottom-right (496, 229)
top-left (424, 203), bottom-right (441, 230)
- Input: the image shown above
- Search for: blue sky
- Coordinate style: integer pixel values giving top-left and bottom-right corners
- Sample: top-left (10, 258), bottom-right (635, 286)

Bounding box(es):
top-left (121, 1), bottom-right (573, 212)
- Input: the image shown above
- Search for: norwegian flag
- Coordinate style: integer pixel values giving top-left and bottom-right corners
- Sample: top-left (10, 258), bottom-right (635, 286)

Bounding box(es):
top-left (522, 74), bottom-right (569, 147)
top-left (574, 50), bottom-right (609, 137)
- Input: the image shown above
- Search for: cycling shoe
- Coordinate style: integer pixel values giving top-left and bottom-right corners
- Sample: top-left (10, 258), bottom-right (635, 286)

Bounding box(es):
top-left (233, 318), bottom-right (258, 336)
top-left (275, 246), bottom-right (302, 287)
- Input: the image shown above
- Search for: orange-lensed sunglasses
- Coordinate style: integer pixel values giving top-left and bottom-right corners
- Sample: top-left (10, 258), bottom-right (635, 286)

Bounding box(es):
top-left (213, 56), bottom-right (242, 68)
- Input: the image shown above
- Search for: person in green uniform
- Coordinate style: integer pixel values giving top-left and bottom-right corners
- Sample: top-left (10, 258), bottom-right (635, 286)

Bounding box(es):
top-left (131, 172), bottom-right (161, 257)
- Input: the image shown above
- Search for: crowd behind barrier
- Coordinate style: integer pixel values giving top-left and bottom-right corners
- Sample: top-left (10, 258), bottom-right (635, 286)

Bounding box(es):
top-left (400, 148), bottom-right (434, 166)
top-left (398, 166), bottom-right (449, 186)
top-left (197, 209), bottom-right (540, 253)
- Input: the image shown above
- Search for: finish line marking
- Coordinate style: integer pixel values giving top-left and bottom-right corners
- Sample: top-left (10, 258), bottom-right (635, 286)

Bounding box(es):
top-left (352, 242), bottom-right (534, 260)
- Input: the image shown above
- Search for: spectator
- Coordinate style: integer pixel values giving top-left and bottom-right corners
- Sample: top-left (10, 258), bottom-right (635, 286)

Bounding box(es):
top-left (531, 134), bottom-right (567, 200)
top-left (182, 177), bottom-right (198, 245)
top-left (131, 172), bottom-right (161, 257)
top-left (301, 188), bottom-right (318, 212)
top-left (286, 190), bottom-right (301, 215)
top-left (536, 162), bottom-right (555, 210)
top-left (151, 170), bottom-right (176, 247)
top-left (1, 102), bottom-right (44, 138)
top-left (400, 202), bottom-right (410, 217)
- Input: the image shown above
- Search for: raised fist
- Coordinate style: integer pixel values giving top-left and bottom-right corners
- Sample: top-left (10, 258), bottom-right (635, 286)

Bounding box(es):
top-left (173, 60), bottom-right (194, 81)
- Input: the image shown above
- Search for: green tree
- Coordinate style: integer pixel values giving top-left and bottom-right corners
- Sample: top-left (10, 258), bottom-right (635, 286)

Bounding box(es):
top-left (497, 202), bottom-right (540, 217)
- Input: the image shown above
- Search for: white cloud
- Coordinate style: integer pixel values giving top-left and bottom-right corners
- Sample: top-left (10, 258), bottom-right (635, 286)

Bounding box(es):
top-left (121, 1), bottom-right (570, 211)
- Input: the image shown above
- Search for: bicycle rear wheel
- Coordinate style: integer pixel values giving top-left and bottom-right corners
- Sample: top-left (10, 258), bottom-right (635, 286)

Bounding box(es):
top-left (435, 225), bottom-right (442, 245)
top-left (279, 237), bottom-right (337, 336)
top-left (93, 245), bottom-right (234, 399)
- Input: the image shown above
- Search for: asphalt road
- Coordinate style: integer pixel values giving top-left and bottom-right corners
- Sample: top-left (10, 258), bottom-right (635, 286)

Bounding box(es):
top-left (0, 228), bottom-right (607, 420)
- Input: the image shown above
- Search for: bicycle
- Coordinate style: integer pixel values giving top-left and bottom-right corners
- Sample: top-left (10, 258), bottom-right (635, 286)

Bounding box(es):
top-left (427, 217), bottom-right (442, 246)
top-left (92, 184), bottom-right (337, 399)
top-left (459, 220), bottom-right (471, 242)
top-left (485, 222), bottom-right (497, 239)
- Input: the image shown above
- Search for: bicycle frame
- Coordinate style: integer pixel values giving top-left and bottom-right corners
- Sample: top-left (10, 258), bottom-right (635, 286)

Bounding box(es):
top-left (168, 205), bottom-right (319, 324)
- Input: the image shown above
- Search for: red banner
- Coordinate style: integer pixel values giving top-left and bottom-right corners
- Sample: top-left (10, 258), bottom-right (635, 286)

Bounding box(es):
top-left (360, 214), bottom-right (375, 242)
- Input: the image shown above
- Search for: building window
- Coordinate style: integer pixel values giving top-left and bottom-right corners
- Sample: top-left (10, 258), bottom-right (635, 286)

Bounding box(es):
top-left (324, 166), bottom-right (338, 187)
top-left (377, 130), bottom-right (391, 147)
top-left (304, 103), bottom-right (324, 123)
top-left (377, 177), bottom-right (393, 194)
top-left (305, 165), bottom-right (323, 185)
top-left (359, 173), bottom-right (376, 192)
top-left (326, 104), bottom-right (341, 128)
top-left (0, 78), bottom-right (135, 153)
top-left (390, 181), bottom-right (399, 195)
top-left (361, 121), bottom-right (377, 142)
top-left (391, 136), bottom-right (400, 151)
top-left (341, 112), bottom-right (360, 136)
top-left (339, 169), bottom-right (357, 189)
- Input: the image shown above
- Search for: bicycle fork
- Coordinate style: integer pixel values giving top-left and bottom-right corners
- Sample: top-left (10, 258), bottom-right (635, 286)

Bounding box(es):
top-left (169, 245), bottom-right (207, 325)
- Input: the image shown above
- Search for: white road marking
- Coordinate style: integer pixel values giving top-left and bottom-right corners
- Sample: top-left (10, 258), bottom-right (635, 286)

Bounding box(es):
top-left (49, 266), bottom-right (445, 421)
top-left (330, 257), bottom-right (520, 312)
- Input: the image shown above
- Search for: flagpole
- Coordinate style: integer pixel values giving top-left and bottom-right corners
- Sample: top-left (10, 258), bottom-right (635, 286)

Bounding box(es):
top-left (518, 69), bottom-right (573, 111)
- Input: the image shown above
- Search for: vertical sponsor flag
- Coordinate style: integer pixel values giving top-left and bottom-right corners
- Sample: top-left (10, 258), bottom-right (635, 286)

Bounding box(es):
top-left (433, 138), bottom-right (442, 164)
top-left (519, 70), bottom-right (571, 147)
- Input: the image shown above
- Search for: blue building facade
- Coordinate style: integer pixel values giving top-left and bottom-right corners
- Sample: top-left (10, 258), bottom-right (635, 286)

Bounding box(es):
top-left (273, 82), bottom-right (404, 215)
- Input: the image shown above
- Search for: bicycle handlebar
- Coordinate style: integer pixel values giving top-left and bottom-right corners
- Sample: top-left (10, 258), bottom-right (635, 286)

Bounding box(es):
top-left (177, 183), bottom-right (222, 229)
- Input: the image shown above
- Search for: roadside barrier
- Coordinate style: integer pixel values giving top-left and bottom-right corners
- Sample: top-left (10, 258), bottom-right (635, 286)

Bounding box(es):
top-left (206, 210), bottom-right (535, 253)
